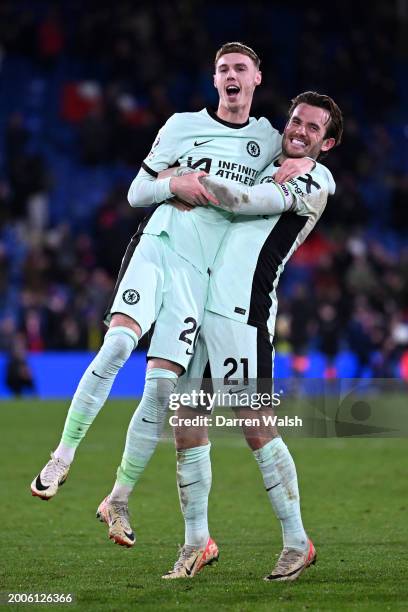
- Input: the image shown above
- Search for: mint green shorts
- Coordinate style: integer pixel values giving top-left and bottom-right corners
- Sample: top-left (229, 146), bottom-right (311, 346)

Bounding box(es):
top-left (106, 233), bottom-right (208, 370)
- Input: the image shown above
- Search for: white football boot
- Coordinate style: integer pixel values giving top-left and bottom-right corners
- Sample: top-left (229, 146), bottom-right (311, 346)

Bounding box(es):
top-left (31, 453), bottom-right (70, 500)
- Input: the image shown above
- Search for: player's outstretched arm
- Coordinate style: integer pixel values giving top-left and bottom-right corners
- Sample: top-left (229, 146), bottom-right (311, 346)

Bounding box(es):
top-left (200, 165), bottom-right (333, 218)
top-left (199, 175), bottom-right (292, 215)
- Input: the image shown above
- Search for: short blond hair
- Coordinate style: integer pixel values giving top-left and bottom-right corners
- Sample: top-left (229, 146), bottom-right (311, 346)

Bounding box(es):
top-left (215, 42), bottom-right (260, 69)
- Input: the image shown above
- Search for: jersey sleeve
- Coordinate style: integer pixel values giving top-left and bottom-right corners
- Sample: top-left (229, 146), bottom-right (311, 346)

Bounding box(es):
top-left (142, 114), bottom-right (185, 176)
top-left (284, 164), bottom-right (335, 220)
top-left (260, 118), bottom-right (282, 162)
top-left (127, 168), bottom-right (173, 208)
top-left (200, 164), bottom-right (335, 219)
top-left (127, 114), bottom-right (185, 207)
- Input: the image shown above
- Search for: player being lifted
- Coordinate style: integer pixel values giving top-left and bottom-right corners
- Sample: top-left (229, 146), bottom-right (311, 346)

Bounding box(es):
top-left (162, 92), bottom-right (343, 581)
top-left (30, 43), bottom-right (313, 542)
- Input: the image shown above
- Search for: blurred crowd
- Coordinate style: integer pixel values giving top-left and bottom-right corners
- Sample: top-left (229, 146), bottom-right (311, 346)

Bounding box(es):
top-left (0, 0), bottom-right (407, 387)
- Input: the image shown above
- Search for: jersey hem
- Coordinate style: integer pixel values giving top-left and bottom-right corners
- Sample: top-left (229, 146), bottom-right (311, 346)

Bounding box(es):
top-left (206, 304), bottom-right (248, 324)
top-left (206, 305), bottom-right (272, 334)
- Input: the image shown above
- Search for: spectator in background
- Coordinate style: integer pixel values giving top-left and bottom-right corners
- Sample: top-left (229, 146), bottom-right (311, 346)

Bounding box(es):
top-left (8, 152), bottom-right (50, 221)
top-left (6, 333), bottom-right (36, 397)
top-left (5, 112), bottom-right (28, 170)
top-left (0, 1), bottom-right (406, 379)
top-left (391, 173), bottom-right (408, 234)
top-left (94, 187), bottom-right (146, 276)
top-left (288, 284), bottom-right (314, 376)
top-left (79, 107), bottom-right (112, 165)
top-left (317, 302), bottom-right (341, 378)
top-left (37, 6), bottom-right (64, 69)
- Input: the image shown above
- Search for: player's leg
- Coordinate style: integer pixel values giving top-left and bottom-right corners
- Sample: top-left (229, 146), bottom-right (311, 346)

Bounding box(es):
top-left (239, 412), bottom-right (310, 552)
top-left (98, 250), bottom-right (208, 546)
top-left (53, 317), bottom-right (140, 462)
top-left (206, 313), bottom-right (314, 580)
top-left (163, 334), bottom-right (219, 578)
top-left (31, 234), bottom-right (164, 500)
top-left (96, 357), bottom-right (180, 547)
top-left (108, 357), bottom-right (182, 501)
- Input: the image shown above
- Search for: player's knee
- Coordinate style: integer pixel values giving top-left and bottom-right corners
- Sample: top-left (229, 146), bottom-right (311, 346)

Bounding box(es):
top-left (174, 427), bottom-right (209, 451)
top-left (104, 327), bottom-right (138, 364)
top-left (143, 368), bottom-right (178, 412)
top-left (147, 358), bottom-right (183, 376)
top-left (110, 313), bottom-right (142, 338)
top-left (172, 404), bottom-right (208, 449)
top-left (243, 428), bottom-right (276, 451)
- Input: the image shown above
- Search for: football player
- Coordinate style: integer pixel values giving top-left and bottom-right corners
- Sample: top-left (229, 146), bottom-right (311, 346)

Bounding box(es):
top-left (30, 43), bottom-right (313, 551)
top-left (163, 92), bottom-right (343, 581)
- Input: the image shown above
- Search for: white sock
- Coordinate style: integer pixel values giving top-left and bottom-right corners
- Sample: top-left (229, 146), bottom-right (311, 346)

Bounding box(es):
top-left (177, 443), bottom-right (211, 547)
top-left (53, 443), bottom-right (75, 464)
top-left (253, 438), bottom-right (308, 551)
top-left (110, 368), bottom-right (178, 502)
top-left (109, 482), bottom-right (133, 503)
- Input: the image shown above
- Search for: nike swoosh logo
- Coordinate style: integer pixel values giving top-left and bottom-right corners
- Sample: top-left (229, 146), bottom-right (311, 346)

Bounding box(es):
top-left (35, 475), bottom-right (49, 491)
top-left (179, 480), bottom-right (200, 489)
top-left (124, 530), bottom-right (135, 541)
top-left (194, 139), bottom-right (213, 147)
top-left (185, 556), bottom-right (199, 576)
top-left (266, 482), bottom-right (280, 492)
top-left (142, 417), bottom-right (158, 424)
top-left (228, 387), bottom-right (247, 395)
top-left (92, 370), bottom-right (109, 380)
top-left (267, 565), bottom-right (305, 580)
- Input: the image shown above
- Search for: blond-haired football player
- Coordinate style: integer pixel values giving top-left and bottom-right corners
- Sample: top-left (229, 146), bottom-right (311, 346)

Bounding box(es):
top-left (31, 44), bottom-right (314, 565)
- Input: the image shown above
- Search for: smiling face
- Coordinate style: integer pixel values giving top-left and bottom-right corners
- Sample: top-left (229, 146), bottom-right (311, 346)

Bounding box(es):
top-left (214, 52), bottom-right (262, 123)
top-left (282, 103), bottom-right (336, 159)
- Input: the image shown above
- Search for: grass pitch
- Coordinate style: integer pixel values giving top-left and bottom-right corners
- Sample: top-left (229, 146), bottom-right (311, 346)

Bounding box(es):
top-left (1, 400), bottom-right (407, 611)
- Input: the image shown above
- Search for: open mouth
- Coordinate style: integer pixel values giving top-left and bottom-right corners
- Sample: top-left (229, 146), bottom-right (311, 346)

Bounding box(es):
top-left (226, 85), bottom-right (240, 98)
top-left (290, 138), bottom-right (308, 149)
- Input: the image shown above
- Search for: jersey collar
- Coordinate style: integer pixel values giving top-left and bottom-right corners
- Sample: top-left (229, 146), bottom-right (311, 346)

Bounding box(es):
top-left (206, 107), bottom-right (250, 129)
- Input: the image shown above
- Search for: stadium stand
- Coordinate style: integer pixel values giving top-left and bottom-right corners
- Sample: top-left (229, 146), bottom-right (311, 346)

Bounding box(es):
top-left (0, 1), bottom-right (407, 393)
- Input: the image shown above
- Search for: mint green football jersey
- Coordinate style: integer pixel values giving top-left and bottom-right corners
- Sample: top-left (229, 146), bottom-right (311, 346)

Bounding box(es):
top-left (206, 161), bottom-right (336, 336)
top-left (140, 108), bottom-right (281, 273)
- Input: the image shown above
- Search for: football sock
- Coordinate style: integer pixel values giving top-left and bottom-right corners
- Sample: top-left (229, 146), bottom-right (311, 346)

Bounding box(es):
top-left (111, 368), bottom-right (177, 501)
top-left (53, 443), bottom-right (75, 465)
top-left (176, 443), bottom-right (211, 547)
top-left (54, 326), bottom-right (138, 463)
top-left (253, 437), bottom-right (308, 551)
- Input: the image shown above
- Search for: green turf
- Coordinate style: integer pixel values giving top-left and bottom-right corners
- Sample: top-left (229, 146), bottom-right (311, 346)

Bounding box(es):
top-left (1, 400), bottom-right (407, 611)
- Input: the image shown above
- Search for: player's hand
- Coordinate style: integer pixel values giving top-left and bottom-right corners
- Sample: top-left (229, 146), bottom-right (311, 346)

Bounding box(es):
top-left (168, 197), bottom-right (195, 212)
top-left (170, 171), bottom-right (219, 206)
top-left (273, 158), bottom-right (315, 183)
